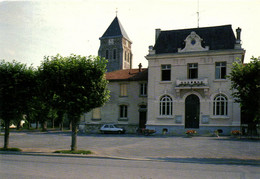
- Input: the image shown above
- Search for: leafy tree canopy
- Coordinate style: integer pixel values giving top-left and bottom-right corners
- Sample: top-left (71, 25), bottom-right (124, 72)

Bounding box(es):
top-left (0, 60), bottom-right (36, 120)
top-left (38, 54), bottom-right (110, 151)
top-left (0, 60), bottom-right (36, 149)
top-left (229, 56), bottom-right (260, 123)
top-left (39, 54), bottom-right (110, 116)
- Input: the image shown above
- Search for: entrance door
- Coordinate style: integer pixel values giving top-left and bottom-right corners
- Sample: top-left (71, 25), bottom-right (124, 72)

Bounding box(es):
top-left (139, 105), bottom-right (147, 128)
top-left (185, 94), bottom-right (200, 128)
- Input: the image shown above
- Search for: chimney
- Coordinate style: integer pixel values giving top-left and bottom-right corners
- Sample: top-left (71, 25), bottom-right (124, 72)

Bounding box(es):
top-left (138, 63), bottom-right (142, 72)
top-left (148, 45), bottom-right (155, 55)
top-left (155, 28), bottom-right (161, 42)
top-left (235, 27), bottom-right (242, 49)
top-left (236, 27), bottom-right (241, 43)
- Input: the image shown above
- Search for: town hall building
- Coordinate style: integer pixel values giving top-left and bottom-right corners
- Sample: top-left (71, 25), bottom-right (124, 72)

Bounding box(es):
top-left (79, 16), bottom-right (245, 135)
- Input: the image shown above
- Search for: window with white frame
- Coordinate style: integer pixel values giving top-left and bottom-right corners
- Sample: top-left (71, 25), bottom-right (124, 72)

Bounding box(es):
top-left (215, 62), bottom-right (226, 79)
top-left (188, 63), bottom-right (198, 79)
top-left (161, 65), bottom-right (171, 81)
top-left (160, 95), bottom-right (173, 116)
top-left (140, 83), bottom-right (147, 96)
top-left (92, 108), bottom-right (101, 119)
top-left (120, 84), bottom-right (127, 96)
top-left (213, 94), bottom-right (228, 116)
top-left (120, 105), bottom-right (128, 118)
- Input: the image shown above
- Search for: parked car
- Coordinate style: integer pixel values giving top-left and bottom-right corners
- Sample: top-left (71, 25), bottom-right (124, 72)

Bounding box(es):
top-left (100, 124), bottom-right (125, 134)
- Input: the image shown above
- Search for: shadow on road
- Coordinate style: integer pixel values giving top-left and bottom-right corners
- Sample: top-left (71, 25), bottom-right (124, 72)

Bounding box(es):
top-left (212, 137), bottom-right (260, 143)
top-left (148, 157), bottom-right (260, 166)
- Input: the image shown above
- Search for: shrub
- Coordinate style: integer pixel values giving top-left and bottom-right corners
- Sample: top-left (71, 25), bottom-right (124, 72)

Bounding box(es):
top-left (186, 130), bottom-right (197, 135)
top-left (231, 130), bottom-right (241, 135)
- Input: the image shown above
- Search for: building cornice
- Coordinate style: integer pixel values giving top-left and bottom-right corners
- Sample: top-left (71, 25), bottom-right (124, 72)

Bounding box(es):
top-left (146, 49), bottom-right (246, 60)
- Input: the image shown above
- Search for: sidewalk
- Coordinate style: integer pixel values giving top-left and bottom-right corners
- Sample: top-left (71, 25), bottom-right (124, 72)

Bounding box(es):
top-left (1, 131), bottom-right (260, 163)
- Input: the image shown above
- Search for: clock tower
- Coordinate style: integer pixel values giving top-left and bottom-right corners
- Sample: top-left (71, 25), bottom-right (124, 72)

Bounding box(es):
top-left (98, 16), bottom-right (132, 72)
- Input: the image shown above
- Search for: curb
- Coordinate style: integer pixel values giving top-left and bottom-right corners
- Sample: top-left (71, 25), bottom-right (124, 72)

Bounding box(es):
top-left (1, 151), bottom-right (260, 166)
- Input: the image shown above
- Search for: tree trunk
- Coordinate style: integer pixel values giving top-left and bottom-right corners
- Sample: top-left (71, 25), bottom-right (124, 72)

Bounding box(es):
top-left (59, 122), bottom-right (63, 131)
top-left (26, 115), bottom-right (31, 130)
top-left (4, 120), bottom-right (10, 149)
top-left (41, 121), bottom-right (47, 132)
top-left (52, 118), bottom-right (55, 129)
top-left (71, 116), bottom-right (79, 151)
top-left (57, 111), bottom-right (64, 131)
top-left (69, 121), bottom-right (72, 130)
top-left (36, 120), bottom-right (39, 129)
top-left (27, 121), bottom-right (31, 130)
top-left (16, 120), bottom-right (21, 130)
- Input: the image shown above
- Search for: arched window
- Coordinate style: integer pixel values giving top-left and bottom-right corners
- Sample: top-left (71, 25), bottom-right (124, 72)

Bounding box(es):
top-left (113, 49), bottom-right (116, 60)
top-left (213, 94), bottom-right (228, 116)
top-left (105, 50), bottom-right (109, 59)
top-left (160, 95), bottom-right (172, 116)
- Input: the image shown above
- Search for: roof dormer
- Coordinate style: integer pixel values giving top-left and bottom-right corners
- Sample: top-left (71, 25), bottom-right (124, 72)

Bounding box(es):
top-left (178, 31), bottom-right (209, 53)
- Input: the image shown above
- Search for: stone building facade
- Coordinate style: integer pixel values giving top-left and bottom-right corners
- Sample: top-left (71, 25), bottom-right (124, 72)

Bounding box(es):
top-left (145, 25), bottom-right (245, 135)
top-left (80, 17), bottom-right (245, 135)
top-left (80, 68), bottom-right (148, 133)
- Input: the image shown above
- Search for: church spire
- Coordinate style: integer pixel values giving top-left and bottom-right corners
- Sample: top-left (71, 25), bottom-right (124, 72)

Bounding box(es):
top-left (100, 16), bottom-right (131, 42)
top-left (98, 16), bottom-right (133, 72)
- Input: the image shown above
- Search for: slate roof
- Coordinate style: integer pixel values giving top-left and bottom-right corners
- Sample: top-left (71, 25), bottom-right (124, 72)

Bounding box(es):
top-left (100, 16), bottom-right (131, 41)
top-left (153, 25), bottom-right (236, 54)
top-left (106, 68), bottom-right (148, 81)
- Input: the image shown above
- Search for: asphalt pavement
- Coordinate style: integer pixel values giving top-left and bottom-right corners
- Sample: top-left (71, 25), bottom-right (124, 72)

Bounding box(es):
top-left (0, 130), bottom-right (260, 165)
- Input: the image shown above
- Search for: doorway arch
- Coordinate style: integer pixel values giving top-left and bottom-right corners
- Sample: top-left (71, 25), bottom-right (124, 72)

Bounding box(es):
top-left (185, 94), bottom-right (200, 128)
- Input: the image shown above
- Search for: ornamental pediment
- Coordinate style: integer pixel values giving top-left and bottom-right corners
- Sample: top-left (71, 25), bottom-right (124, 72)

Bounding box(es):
top-left (178, 31), bottom-right (209, 53)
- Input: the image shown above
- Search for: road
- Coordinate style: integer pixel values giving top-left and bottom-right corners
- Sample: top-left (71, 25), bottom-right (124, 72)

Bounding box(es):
top-left (1, 131), bottom-right (259, 160)
top-left (1, 154), bottom-right (259, 179)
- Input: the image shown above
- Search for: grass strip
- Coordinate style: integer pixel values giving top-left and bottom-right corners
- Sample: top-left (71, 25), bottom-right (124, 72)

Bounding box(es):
top-left (54, 150), bottom-right (92, 155)
top-left (0, 147), bottom-right (22, 152)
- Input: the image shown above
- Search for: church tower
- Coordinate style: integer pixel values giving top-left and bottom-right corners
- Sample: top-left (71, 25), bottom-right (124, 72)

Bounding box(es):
top-left (98, 16), bottom-right (132, 72)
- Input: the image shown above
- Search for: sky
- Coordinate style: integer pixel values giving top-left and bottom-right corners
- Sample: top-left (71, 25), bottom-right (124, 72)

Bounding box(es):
top-left (0, 0), bottom-right (259, 68)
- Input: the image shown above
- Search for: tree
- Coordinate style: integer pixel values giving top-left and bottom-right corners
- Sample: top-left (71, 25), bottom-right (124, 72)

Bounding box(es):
top-left (38, 54), bottom-right (109, 151)
top-left (229, 57), bottom-right (260, 129)
top-left (0, 60), bottom-right (36, 149)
